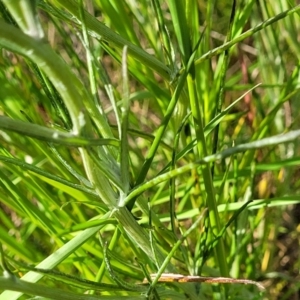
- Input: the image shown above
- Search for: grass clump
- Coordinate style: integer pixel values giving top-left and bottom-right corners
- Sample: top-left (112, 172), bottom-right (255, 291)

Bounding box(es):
top-left (0, 1), bottom-right (300, 299)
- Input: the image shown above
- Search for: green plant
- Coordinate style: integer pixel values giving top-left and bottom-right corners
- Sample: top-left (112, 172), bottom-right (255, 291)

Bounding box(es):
top-left (0, 0), bottom-right (299, 299)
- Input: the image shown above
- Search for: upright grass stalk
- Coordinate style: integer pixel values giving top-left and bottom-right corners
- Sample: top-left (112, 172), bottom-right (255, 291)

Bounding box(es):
top-left (151, 0), bottom-right (174, 66)
top-left (187, 70), bottom-right (228, 276)
top-left (167, 0), bottom-right (191, 64)
top-left (211, 0), bottom-right (236, 175)
top-left (119, 46), bottom-right (130, 198)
